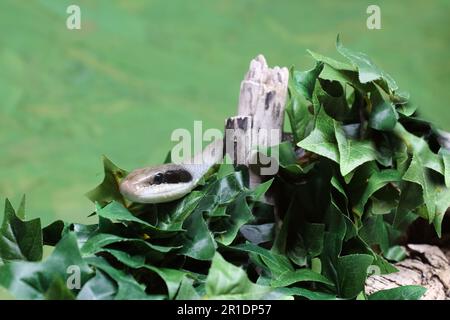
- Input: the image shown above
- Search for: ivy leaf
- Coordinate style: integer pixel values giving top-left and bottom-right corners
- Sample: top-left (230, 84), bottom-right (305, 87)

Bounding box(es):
top-left (307, 49), bottom-right (355, 71)
top-left (154, 191), bottom-right (203, 231)
top-left (358, 215), bottom-right (390, 253)
top-left (334, 121), bottom-right (377, 176)
top-left (96, 201), bottom-right (157, 230)
top-left (0, 233), bottom-right (93, 299)
top-left (214, 195), bottom-right (253, 246)
top-left (204, 252), bottom-right (292, 300)
top-left (95, 248), bottom-right (186, 299)
top-left (44, 277), bottom-right (76, 300)
top-left (175, 277), bottom-right (200, 300)
top-left (433, 187), bottom-right (450, 237)
top-left (86, 156), bottom-right (128, 207)
top-left (239, 223), bottom-right (274, 245)
top-left (317, 80), bottom-right (350, 121)
top-left (77, 270), bottom-right (117, 300)
top-left (270, 269), bottom-right (334, 287)
top-left (298, 109), bottom-right (339, 163)
top-left (291, 61), bottom-right (324, 101)
top-left (440, 148), bottom-right (450, 188)
top-left (384, 246), bottom-right (407, 262)
top-left (232, 242), bottom-right (293, 277)
top-left (368, 285), bottom-right (426, 300)
top-left (0, 198), bottom-right (42, 262)
top-left (176, 208), bottom-right (217, 261)
top-left (369, 90), bottom-right (398, 131)
top-left (85, 256), bottom-right (149, 300)
top-left (277, 287), bottom-right (337, 300)
top-left (336, 35), bottom-right (398, 92)
top-left (403, 153), bottom-right (441, 221)
top-left (351, 169), bottom-right (401, 216)
top-left (336, 254), bottom-right (373, 299)
top-left (80, 233), bottom-right (175, 257)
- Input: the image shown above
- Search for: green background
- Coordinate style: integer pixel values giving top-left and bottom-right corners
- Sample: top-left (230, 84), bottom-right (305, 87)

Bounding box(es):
top-left (0, 0), bottom-right (449, 225)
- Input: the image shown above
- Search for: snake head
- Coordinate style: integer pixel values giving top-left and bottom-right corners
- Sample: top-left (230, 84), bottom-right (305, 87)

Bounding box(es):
top-left (119, 164), bottom-right (194, 204)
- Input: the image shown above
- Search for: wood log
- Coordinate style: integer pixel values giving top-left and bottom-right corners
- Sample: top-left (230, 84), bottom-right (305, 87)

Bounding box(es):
top-left (222, 54), bottom-right (288, 230)
top-left (365, 244), bottom-right (450, 300)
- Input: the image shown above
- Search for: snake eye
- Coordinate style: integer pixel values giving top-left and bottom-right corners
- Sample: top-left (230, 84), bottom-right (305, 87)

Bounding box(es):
top-left (153, 173), bottom-right (164, 184)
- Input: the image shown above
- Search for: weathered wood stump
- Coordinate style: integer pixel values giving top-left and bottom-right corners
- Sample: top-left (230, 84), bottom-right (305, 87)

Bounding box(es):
top-left (224, 54), bottom-right (288, 187)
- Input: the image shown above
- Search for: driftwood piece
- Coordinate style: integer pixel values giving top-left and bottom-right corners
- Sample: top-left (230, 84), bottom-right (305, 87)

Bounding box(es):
top-left (225, 55), bottom-right (289, 188)
top-left (224, 116), bottom-right (252, 167)
top-left (365, 244), bottom-right (450, 300)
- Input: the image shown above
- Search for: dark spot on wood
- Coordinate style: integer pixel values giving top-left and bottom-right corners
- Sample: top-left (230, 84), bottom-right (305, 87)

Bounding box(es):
top-left (265, 91), bottom-right (275, 109)
top-left (226, 118), bottom-right (233, 129)
top-left (275, 103), bottom-right (281, 118)
top-left (237, 117), bottom-right (248, 130)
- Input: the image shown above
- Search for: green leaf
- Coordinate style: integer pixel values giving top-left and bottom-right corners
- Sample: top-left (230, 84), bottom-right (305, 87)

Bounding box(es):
top-left (175, 277), bottom-right (200, 300)
top-left (85, 256), bottom-right (149, 300)
top-left (248, 178), bottom-right (273, 201)
top-left (80, 233), bottom-right (174, 257)
top-left (298, 109), bottom-right (339, 163)
top-left (384, 246), bottom-right (407, 262)
top-left (336, 35), bottom-right (398, 92)
top-left (77, 270), bottom-right (117, 300)
top-left (0, 198), bottom-right (43, 262)
top-left (214, 195), bottom-right (253, 245)
top-left (154, 191), bottom-right (203, 231)
top-left (368, 285), bottom-right (426, 300)
top-left (433, 187), bottom-right (450, 236)
top-left (275, 286), bottom-right (337, 300)
top-left (239, 223), bottom-right (274, 245)
top-left (232, 242), bottom-right (293, 277)
top-left (308, 49), bottom-right (355, 71)
top-left (317, 80), bottom-right (350, 121)
top-left (96, 201), bottom-right (155, 230)
top-left (394, 182), bottom-right (423, 228)
top-left (334, 121), bottom-right (377, 176)
top-left (358, 215), bottom-right (389, 253)
top-left (369, 90), bottom-right (398, 131)
top-left (286, 89), bottom-right (314, 144)
top-left (44, 277), bottom-right (76, 300)
top-left (270, 269), bottom-right (334, 287)
top-left (204, 253), bottom-right (291, 300)
top-left (336, 254), bottom-right (373, 299)
top-left (318, 64), bottom-right (376, 93)
top-left (96, 248), bottom-right (186, 299)
top-left (440, 148), bottom-right (450, 188)
top-left (291, 62), bottom-right (324, 100)
top-left (176, 208), bottom-right (216, 261)
top-left (403, 153), bottom-right (440, 220)
top-left (0, 233), bottom-right (93, 299)
top-left (42, 220), bottom-right (68, 246)
top-left (351, 169), bottom-right (401, 216)
top-left (86, 156), bottom-right (128, 207)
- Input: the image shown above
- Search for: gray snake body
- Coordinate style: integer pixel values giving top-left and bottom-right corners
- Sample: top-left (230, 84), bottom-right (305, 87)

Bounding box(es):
top-left (119, 139), bottom-right (223, 203)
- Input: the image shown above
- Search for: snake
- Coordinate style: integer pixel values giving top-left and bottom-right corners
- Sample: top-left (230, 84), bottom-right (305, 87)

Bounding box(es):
top-left (119, 139), bottom-right (224, 204)
top-left (119, 124), bottom-right (450, 205)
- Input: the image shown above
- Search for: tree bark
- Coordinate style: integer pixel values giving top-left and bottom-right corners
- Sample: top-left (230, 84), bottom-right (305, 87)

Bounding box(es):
top-left (365, 244), bottom-right (450, 300)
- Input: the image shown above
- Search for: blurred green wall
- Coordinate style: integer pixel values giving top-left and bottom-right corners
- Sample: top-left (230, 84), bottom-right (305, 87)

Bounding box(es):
top-left (0, 0), bottom-right (449, 225)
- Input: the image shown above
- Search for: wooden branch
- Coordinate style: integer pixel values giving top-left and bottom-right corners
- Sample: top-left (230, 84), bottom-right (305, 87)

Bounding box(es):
top-left (226, 54), bottom-right (288, 186)
top-left (224, 116), bottom-right (252, 167)
top-left (365, 244), bottom-right (450, 300)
